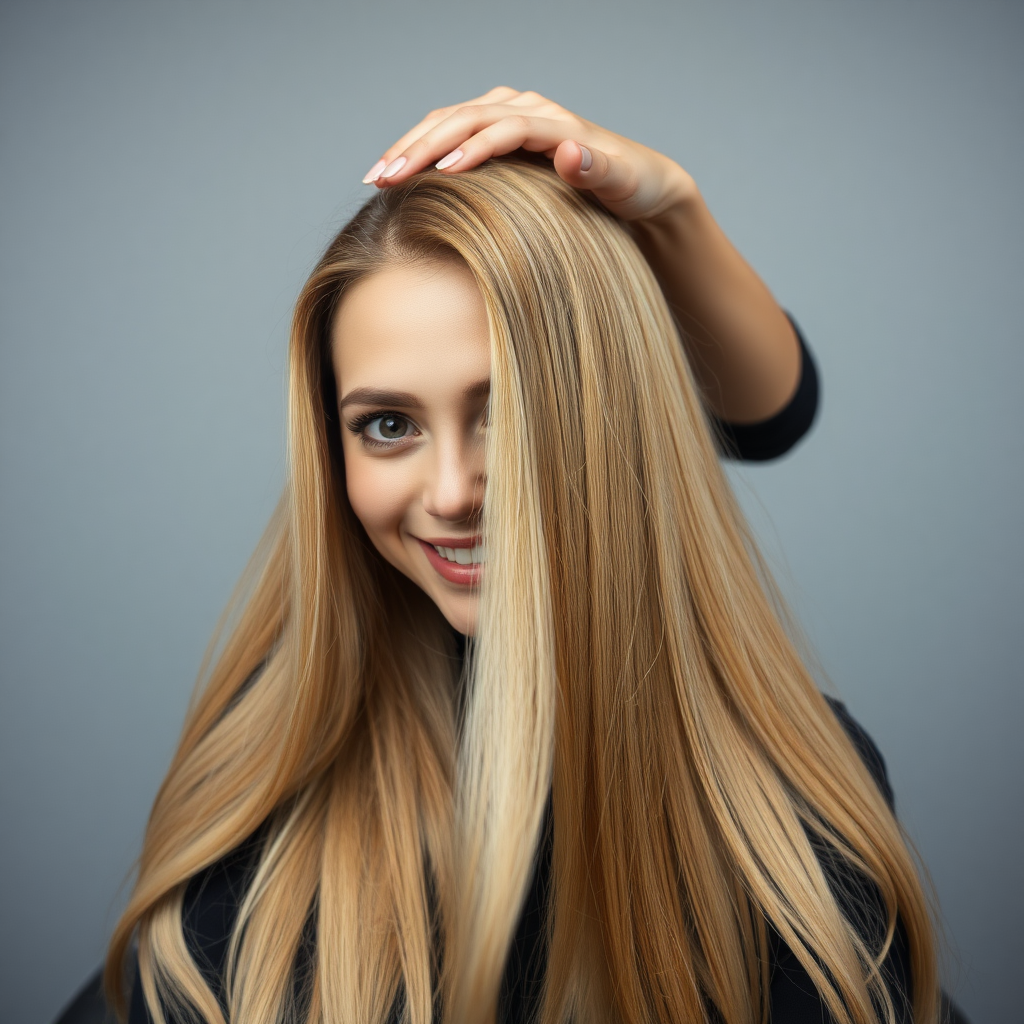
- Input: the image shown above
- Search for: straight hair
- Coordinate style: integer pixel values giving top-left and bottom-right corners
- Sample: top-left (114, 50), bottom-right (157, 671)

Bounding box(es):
top-left (108, 157), bottom-right (938, 1024)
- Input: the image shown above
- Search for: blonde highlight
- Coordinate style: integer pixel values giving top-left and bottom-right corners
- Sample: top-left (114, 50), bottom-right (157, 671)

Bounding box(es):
top-left (108, 157), bottom-right (938, 1024)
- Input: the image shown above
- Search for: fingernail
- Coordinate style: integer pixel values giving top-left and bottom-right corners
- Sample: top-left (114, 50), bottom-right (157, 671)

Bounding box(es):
top-left (436, 148), bottom-right (463, 171)
top-left (362, 159), bottom-right (387, 183)
top-left (379, 156), bottom-right (407, 179)
top-left (579, 145), bottom-right (593, 172)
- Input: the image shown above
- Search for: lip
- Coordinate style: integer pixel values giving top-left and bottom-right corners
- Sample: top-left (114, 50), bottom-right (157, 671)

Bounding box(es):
top-left (419, 535), bottom-right (482, 548)
top-left (416, 537), bottom-right (483, 587)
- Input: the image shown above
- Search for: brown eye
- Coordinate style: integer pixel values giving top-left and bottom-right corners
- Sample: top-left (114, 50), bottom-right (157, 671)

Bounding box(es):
top-left (365, 414), bottom-right (411, 442)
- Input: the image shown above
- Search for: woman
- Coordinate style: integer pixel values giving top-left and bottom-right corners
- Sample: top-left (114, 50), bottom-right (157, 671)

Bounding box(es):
top-left (105, 90), bottom-right (939, 1024)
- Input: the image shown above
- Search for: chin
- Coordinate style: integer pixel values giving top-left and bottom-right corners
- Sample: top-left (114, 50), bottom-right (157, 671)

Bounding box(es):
top-left (435, 594), bottom-right (478, 637)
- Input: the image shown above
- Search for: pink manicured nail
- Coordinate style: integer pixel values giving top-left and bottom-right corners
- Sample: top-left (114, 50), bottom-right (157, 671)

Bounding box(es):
top-left (579, 145), bottom-right (593, 172)
top-left (379, 156), bottom-right (407, 179)
top-left (436, 148), bottom-right (463, 171)
top-left (362, 159), bottom-right (387, 183)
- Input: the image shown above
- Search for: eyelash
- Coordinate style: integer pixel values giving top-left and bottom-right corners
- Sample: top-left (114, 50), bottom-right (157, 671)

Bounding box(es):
top-left (345, 410), bottom-right (419, 449)
top-left (344, 406), bottom-right (489, 450)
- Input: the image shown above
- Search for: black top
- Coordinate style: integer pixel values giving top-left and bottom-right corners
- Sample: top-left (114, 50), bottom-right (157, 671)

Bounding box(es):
top-left (127, 700), bottom-right (912, 1024)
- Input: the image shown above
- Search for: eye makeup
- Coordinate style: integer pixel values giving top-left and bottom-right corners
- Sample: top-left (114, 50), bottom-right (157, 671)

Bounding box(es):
top-left (345, 410), bottom-right (420, 449)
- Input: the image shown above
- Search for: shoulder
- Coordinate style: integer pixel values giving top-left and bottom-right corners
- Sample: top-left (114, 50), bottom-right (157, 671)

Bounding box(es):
top-left (126, 835), bottom-right (261, 1024)
top-left (817, 696), bottom-right (898, 924)
top-left (768, 697), bottom-right (913, 1021)
top-left (181, 827), bottom-right (266, 1004)
top-left (128, 832), bottom-right (265, 1023)
top-left (769, 915), bottom-right (913, 1024)
top-left (129, 823), bottom-right (319, 1024)
top-left (823, 695), bottom-right (895, 811)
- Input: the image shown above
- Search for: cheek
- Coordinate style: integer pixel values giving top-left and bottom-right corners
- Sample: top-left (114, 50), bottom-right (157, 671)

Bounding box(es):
top-left (343, 449), bottom-right (416, 547)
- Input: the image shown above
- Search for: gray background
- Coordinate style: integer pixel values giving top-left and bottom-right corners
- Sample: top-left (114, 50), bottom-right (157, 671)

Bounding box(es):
top-left (1, 1), bottom-right (1020, 1022)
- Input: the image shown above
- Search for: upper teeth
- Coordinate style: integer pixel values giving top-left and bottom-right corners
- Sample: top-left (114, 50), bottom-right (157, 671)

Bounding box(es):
top-left (434, 544), bottom-right (485, 565)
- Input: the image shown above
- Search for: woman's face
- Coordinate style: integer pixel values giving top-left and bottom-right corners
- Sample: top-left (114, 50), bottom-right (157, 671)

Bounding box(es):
top-left (330, 260), bottom-right (489, 636)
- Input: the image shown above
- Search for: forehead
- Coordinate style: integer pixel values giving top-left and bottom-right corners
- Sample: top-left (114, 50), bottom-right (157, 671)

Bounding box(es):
top-left (330, 261), bottom-right (490, 394)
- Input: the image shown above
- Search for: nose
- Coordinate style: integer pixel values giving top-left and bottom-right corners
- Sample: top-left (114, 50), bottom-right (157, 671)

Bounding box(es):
top-left (422, 436), bottom-right (484, 525)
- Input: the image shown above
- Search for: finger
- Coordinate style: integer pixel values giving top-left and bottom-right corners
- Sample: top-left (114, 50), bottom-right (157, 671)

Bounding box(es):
top-left (478, 85), bottom-right (523, 103)
top-left (368, 104), bottom-right (464, 180)
top-left (375, 108), bottom-right (575, 184)
top-left (552, 139), bottom-right (640, 209)
top-left (363, 88), bottom-right (523, 182)
top-left (504, 89), bottom-right (553, 108)
top-left (431, 117), bottom-right (575, 175)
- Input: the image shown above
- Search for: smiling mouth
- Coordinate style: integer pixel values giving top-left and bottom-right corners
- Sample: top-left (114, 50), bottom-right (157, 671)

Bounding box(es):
top-left (416, 538), bottom-right (485, 586)
top-left (430, 542), bottom-right (485, 565)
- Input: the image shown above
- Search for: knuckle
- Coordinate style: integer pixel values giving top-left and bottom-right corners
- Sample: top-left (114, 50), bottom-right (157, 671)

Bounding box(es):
top-left (401, 137), bottom-right (430, 161)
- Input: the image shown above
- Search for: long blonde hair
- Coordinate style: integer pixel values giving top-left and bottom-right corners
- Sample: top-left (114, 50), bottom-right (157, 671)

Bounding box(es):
top-left (107, 157), bottom-right (938, 1024)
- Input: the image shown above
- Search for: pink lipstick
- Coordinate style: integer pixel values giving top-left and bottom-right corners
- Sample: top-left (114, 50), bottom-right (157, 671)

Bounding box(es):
top-left (416, 536), bottom-right (484, 587)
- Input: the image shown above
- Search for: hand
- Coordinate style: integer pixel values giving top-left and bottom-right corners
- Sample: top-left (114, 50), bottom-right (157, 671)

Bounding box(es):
top-left (362, 87), bottom-right (697, 222)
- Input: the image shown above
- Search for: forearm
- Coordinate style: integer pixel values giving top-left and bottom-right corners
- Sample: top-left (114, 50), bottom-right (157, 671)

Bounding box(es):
top-left (629, 180), bottom-right (800, 424)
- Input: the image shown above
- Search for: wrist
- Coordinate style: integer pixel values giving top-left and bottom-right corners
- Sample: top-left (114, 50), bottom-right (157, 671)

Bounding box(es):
top-left (628, 171), bottom-right (711, 256)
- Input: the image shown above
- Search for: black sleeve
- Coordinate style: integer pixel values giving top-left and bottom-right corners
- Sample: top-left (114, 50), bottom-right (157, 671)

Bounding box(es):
top-left (712, 314), bottom-right (820, 462)
top-left (767, 701), bottom-right (913, 1023)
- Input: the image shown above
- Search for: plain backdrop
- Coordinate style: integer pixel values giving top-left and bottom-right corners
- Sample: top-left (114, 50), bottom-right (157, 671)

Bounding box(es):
top-left (1, 2), bottom-right (1021, 1022)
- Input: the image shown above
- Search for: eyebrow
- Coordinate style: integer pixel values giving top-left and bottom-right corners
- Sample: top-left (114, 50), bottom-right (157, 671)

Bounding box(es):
top-left (338, 377), bottom-right (490, 412)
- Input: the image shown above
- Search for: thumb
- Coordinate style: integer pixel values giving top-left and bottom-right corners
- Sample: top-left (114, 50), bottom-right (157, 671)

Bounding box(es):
top-left (552, 140), bottom-right (639, 211)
